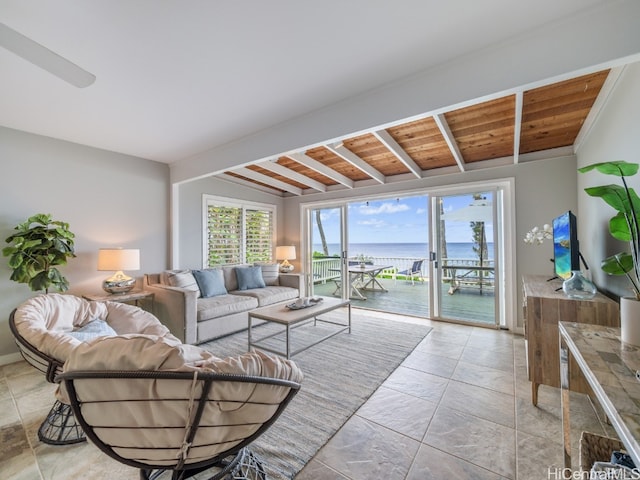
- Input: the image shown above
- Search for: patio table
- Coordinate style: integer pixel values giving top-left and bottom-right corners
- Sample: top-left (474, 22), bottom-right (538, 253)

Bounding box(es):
top-left (331, 264), bottom-right (392, 300)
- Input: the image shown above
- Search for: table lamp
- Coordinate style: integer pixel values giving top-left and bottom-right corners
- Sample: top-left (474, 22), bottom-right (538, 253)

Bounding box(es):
top-left (98, 248), bottom-right (140, 294)
top-left (276, 245), bottom-right (296, 273)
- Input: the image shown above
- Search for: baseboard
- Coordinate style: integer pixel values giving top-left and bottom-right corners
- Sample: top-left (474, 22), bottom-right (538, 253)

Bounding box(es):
top-left (0, 352), bottom-right (23, 366)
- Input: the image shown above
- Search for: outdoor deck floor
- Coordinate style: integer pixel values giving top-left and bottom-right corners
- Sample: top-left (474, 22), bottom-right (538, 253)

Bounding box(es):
top-left (312, 277), bottom-right (496, 325)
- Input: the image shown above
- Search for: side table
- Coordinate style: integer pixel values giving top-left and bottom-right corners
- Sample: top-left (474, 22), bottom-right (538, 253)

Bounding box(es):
top-left (82, 290), bottom-right (154, 312)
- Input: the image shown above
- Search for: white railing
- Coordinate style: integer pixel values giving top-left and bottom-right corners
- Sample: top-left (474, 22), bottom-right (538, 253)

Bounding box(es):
top-left (312, 256), bottom-right (427, 283)
top-left (311, 256), bottom-right (494, 284)
top-left (312, 257), bottom-right (342, 283)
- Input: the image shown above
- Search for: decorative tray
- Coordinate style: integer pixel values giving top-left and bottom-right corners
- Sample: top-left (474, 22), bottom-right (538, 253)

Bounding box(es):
top-left (286, 297), bottom-right (323, 310)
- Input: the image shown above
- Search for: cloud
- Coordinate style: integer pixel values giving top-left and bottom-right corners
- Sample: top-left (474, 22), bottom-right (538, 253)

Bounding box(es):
top-left (358, 202), bottom-right (410, 215)
top-left (358, 219), bottom-right (386, 228)
top-left (416, 208), bottom-right (427, 214)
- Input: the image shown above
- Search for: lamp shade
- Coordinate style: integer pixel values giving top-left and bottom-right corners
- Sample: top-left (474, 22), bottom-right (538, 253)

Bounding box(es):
top-left (275, 246), bottom-right (296, 261)
top-left (97, 248), bottom-right (140, 271)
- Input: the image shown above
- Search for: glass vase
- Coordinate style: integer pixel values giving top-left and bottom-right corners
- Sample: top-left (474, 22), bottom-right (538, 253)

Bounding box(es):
top-left (562, 270), bottom-right (597, 300)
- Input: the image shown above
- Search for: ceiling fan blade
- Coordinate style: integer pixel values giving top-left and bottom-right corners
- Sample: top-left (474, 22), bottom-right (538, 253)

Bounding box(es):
top-left (0, 22), bottom-right (95, 88)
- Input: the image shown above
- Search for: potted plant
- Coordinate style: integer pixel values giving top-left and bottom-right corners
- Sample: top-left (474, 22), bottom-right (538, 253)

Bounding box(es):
top-left (579, 160), bottom-right (640, 344)
top-left (3, 213), bottom-right (76, 293)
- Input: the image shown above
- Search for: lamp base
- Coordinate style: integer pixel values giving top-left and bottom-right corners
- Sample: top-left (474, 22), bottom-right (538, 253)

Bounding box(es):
top-left (102, 271), bottom-right (135, 294)
top-left (279, 260), bottom-right (294, 273)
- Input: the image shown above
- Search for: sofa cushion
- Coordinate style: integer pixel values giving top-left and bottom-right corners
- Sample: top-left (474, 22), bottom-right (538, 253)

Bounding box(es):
top-left (166, 270), bottom-right (201, 297)
top-left (222, 265), bottom-right (242, 292)
top-left (231, 286), bottom-right (299, 307)
top-left (235, 266), bottom-right (266, 290)
top-left (192, 269), bottom-right (227, 298)
top-left (196, 294), bottom-right (258, 321)
top-left (255, 263), bottom-right (280, 286)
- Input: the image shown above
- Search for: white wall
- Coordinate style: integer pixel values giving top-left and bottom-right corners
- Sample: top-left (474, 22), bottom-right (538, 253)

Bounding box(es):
top-left (0, 127), bottom-right (170, 362)
top-left (577, 62), bottom-right (640, 299)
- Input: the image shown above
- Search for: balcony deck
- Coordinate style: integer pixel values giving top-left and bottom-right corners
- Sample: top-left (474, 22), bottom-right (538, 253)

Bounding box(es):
top-left (311, 276), bottom-right (495, 325)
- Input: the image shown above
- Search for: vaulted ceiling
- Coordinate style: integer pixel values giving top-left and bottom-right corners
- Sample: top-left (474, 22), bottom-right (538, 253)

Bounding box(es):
top-left (219, 69), bottom-right (614, 196)
top-left (4, 0), bottom-right (635, 189)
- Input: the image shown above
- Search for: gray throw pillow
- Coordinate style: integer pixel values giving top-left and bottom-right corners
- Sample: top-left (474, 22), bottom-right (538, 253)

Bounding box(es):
top-left (192, 269), bottom-right (227, 297)
top-left (166, 270), bottom-right (201, 297)
top-left (255, 262), bottom-right (280, 286)
top-left (235, 265), bottom-right (266, 290)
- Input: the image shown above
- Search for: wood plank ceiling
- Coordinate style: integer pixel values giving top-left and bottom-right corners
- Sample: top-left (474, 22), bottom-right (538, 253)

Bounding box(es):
top-left (220, 69), bottom-right (611, 196)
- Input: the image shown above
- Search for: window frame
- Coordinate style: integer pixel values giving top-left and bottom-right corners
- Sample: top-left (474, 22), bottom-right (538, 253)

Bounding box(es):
top-left (202, 195), bottom-right (277, 267)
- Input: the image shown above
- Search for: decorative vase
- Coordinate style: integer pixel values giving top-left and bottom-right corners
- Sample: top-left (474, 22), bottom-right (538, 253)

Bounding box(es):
top-left (620, 297), bottom-right (640, 346)
top-left (562, 270), bottom-right (597, 300)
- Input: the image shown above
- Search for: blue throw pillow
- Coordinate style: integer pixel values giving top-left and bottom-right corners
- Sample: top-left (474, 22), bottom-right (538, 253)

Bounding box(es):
top-left (235, 266), bottom-right (266, 290)
top-left (192, 269), bottom-right (227, 297)
top-left (68, 319), bottom-right (117, 342)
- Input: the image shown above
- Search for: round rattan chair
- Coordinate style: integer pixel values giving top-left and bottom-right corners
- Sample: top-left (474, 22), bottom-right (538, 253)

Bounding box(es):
top-left (9, 293), bottom-right (180, 445)
top-left (57, 336), bottom-right (302, 480)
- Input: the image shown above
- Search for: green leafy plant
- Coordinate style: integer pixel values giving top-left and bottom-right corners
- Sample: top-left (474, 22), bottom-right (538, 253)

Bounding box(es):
top-left (3, 213), bottom-right (76, 293)
top-left (579, 161), bottom-right (640, 299)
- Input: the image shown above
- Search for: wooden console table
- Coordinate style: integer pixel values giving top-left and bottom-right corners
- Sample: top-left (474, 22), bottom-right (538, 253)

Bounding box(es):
top-left (83, 290), bottom-right (154, 312)
top-left (523, 274), bottom-right (619, 405)
top-left (559, 322), bottom-right (640, 470)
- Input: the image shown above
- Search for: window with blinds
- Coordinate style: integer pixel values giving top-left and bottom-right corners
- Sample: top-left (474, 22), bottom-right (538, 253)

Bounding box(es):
top-left (204, 197), bottom-right (275, 267)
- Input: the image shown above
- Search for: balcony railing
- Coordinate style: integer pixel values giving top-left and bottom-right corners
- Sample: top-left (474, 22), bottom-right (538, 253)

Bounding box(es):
top-left (311, 256), bottom-right (494, 288)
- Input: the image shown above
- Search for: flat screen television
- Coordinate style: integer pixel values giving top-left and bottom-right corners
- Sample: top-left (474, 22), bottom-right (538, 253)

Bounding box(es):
top-left (552, 210), bottom-right (580, 280)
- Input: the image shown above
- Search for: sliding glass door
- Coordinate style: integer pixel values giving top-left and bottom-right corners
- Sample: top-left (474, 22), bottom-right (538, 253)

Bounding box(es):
top-left (307, 205), bottom-right (347, 298)
top-left (302, 181), bottom-right (512, 329)
top-left (429, 190), bottom-right (500, 326)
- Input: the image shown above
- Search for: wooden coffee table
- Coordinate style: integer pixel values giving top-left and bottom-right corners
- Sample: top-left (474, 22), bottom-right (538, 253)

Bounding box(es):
top-left (248, 296), bottom-right (351, 359)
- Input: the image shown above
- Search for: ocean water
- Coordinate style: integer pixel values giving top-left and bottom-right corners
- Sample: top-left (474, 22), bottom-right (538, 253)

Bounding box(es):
top-left (312, 242), bottom-right (494, 260)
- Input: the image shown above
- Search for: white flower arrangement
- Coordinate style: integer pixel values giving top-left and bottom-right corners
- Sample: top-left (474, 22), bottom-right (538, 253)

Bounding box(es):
top-left (524, 224), bottom-right (552, 245)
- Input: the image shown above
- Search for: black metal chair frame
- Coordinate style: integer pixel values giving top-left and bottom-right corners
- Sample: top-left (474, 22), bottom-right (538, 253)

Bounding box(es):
top-left (57, 369), bottom-right (301, 480)
top-left (9, 309), bottom-right (86, 445)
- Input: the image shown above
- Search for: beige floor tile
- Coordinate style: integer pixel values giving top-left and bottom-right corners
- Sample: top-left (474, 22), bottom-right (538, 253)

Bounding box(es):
top-left (407, 444), bottom-right (508, 480)
top-left (314, 415), bottom-right (420, 480)
top-left (415, 337), bottom-right (465, 359)
top-left (356, 386), bottom-right (438, 440)
top-left (424, 405), bottom-right (516, 478)
top-left (452, 360), bottom-right (515, 395)
top-left (296, 459), bottom-right (349, 479)
top-left (401, 348), bottom-right (458, 378)
top-left (440, 379), bottom-right (515, 428)
top-left (382, 366), bottom-right (449, 404)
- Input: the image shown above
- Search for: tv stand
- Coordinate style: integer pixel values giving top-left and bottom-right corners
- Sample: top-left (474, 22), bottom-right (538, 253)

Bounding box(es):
top-left (522, 274), bottom-right (619, 406)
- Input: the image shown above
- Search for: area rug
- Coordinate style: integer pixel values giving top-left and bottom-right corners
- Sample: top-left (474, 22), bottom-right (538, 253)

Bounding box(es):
top-left (199, 311), bottom-right (432, 479)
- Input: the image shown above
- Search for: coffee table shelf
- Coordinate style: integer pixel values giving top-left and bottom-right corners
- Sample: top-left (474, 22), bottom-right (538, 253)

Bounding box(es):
top-left (248, 296), bottom-right (351, 359)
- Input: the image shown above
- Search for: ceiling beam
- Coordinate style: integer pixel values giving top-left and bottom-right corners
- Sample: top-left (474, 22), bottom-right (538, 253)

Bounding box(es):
top-left (325, 145), bottom-right (386, 184)
top-left (257, 161), bottom-right (327, 192)
top-left (513, 91), bottom-right (523, 164)
top-left (433, 114), bottom-right (466, 172)
top-left (373, 130), bottom-right (422, 178)
top-left (233, 167), bottom-right (303, 196)
top-left (286, 152), bottom-right (354, 188)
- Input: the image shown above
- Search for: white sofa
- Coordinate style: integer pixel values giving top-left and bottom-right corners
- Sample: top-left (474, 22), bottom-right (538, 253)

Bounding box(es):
top-left (143, 264), bottom-right (302, 344)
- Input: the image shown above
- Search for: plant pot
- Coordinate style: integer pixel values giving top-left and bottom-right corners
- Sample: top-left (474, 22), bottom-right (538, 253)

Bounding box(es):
top-left (620, 297), bottom-right (640, 347)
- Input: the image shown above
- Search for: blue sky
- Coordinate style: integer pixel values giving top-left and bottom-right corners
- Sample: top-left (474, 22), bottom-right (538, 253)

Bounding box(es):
top-left (311, 193), bottom-right (494, 244)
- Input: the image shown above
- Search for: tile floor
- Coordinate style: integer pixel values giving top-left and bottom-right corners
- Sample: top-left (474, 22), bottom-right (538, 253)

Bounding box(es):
top-left (1, 312), bottom-right (616, 480)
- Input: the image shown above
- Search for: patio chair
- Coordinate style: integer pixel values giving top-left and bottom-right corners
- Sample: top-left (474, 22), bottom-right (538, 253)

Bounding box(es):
top-left (8, 293), bottom-right (180, 445)
top-left (57, 336), bottom-right (302, 480)
top-left (397, 260), bottom-right (424, 285)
